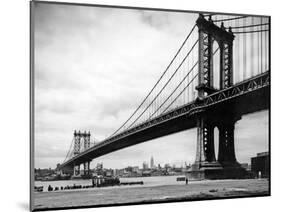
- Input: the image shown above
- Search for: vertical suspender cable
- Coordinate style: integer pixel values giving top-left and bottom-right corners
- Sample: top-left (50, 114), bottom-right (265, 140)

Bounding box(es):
top-left (192, 36), bottom-right (194, 100)
top-left (257, 17), bottom-right (260, 74)
top-left (264, 18), bottom-right (268, 71)
top-left (260, 17), bottom-right (263, 73)
top-left (234, 18), bottom-right (238, 83)
top-left (237, 18), bottom-right (240, 82)
top-left (243, 17), bottom-right (246, 80)
top-left (251, 16), bottom-right (254, 77)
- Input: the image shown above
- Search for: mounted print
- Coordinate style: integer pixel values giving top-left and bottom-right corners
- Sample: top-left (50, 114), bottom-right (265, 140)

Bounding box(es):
top-left (30, 1), bottom-right (270, 211)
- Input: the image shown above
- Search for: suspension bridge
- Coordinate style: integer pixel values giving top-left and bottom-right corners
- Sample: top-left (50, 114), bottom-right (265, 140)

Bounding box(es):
top-left (59, 13), bottom-right (270, 179)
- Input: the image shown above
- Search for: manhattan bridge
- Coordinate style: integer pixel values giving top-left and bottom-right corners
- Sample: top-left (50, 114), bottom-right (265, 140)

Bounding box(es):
top-left (59, 13), bottom-right (270, 179)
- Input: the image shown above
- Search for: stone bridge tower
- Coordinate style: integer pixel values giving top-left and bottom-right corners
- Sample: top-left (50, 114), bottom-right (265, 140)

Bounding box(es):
top-left (187, 14), bottom-right (246, 179)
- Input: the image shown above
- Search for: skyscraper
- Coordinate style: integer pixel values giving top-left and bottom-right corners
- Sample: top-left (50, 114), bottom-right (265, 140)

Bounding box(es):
top-left (150, 156), bottom-right (154, 169)
top-left (142, 161), bottom-right (148, 170)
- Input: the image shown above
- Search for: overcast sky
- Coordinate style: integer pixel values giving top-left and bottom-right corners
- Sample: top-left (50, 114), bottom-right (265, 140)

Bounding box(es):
top-left (34, 3), bottom-right (269, 169)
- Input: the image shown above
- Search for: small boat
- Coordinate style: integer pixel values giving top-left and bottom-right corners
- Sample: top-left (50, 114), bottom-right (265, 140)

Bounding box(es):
top-left (176, 177), bottom-right (186, 181)
top-left (34, 186), bottom-right (43, 192)
top-left (92, 175), bottom-right (120, 187)
top-left (120, 181), bottom-right (143, 185)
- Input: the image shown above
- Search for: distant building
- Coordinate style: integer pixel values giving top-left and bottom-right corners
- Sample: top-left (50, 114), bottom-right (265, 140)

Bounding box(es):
top-left (183, 162), bottom-right (191, 172)
top-left (142, 170), bottom-right (152, 177)
top-left (105, 169), bottom-right (113, 177)
top-left (132, 166), bottom-right (139, 172)
top-left (125, 166), bottom-right (133, 172)
top-left (150, 156), bottom-right (154, 169)
top-left (113, 169), bottom-right (117, 176)
top-left (157, 164), bottom-right (161, 170)
top-left (142, 162), bottom-right (149, 170)
top-left (96, 163), bottom-right (103, 170)
top-left (164, 163), bottom-right (171, 171)
top-left (115, 169), bottom-right (125, 176)
top-left (34, 168), bottom-right (57, 180)
top-left (56, 163), bottom-right (60, 170)
top-left (55, 163), bottom-right (62, 175)
top-left (251, 151), bottom-right (269, 178)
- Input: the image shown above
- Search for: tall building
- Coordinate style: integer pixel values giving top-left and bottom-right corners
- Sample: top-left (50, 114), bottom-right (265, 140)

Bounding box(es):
top-left (96, 163), bottom-right (103, 170)
top-left (150, 156), bottom-right (154, 169)
top-left (143, 161), bottom-right (148, 170)
top-left (158, 164), bottom-right (161, 170)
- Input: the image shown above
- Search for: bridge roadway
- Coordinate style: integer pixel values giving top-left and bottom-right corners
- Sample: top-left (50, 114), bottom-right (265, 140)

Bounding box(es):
top-left (60, 71), bottom-right (269, 169)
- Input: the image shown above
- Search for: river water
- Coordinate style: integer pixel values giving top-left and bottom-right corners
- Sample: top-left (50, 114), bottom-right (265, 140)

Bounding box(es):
top-left (35, 175), bottom-right (186, 192)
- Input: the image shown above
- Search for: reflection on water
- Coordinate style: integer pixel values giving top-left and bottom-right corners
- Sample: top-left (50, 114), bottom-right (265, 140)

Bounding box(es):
top-left (35, 175), bottom-right (186, 192)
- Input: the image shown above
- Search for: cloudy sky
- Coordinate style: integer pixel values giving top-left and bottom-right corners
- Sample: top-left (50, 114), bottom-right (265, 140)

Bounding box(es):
top-left (34, 3), bottom-right (269, 169)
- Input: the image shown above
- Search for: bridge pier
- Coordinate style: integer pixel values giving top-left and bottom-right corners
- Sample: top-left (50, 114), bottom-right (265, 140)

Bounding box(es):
top-left (71, 162), bottom-right (92, 179)
top-left (187, 115), bottom-right (222, 180)
top-left (216, 119), bottom-right (246, 178)
top-left (218, 120), bottom-right (236, 165)
top-left (83, 161), bottom-right (91, 176)
top-left (73, 164), bottom-right (81, 177)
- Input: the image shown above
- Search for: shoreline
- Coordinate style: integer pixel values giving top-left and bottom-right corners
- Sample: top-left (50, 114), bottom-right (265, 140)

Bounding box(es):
top-left (34, 178), bottom-right (269, 210)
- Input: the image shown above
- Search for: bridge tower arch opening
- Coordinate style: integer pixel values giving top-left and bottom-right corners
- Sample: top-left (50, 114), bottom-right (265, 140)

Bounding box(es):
top-left (214, 126), bottom-right (219, 160)
top-left (213, 41), bottom-right (220, 89)
top-left (196, 14), bottom-right (234, 99)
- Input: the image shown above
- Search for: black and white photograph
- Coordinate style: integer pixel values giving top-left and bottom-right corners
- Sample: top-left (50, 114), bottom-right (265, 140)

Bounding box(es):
top-left (30, 1), bottom-right (270, 211)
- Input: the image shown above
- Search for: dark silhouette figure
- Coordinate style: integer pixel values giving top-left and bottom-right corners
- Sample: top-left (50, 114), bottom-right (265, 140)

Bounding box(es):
top-left (48, 185), bottom-right (53, 191)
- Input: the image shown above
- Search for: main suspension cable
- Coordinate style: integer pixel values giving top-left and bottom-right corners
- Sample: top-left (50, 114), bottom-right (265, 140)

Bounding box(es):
top-left (108, 24), bottom-right (197, 137)
top-left (125, 39), bottom-right (199, 131)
